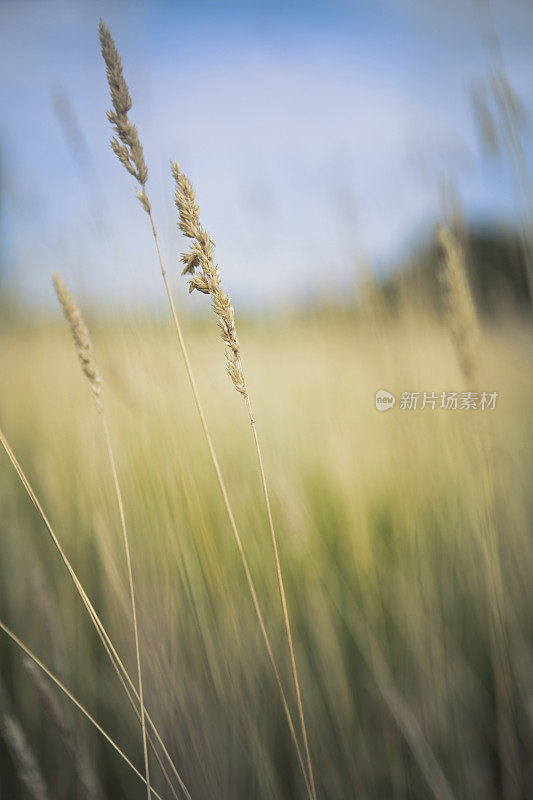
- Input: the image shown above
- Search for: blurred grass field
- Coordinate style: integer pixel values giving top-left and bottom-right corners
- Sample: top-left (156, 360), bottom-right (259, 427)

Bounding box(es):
top-left (1, 306), bottom-right (532, 798)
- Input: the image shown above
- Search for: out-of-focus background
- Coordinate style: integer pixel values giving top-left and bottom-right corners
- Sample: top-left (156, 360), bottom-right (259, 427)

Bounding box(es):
top-left (1, 1), bottom-right (533, 799)
top-left (1, 0), bottom-right (532, 311)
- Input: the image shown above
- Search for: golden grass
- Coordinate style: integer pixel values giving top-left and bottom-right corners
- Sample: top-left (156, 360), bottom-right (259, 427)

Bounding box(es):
top-left (52, 271), bottom-right (152, 799)
top-left (1, 311), bottom-right (532, 797)
top-left (0, 19), bottom-right (532, 800)
top-left (99, 22), bottom-right (311, 795)
top-left (172, 160), bottom-right (316, 799)
top-left (0, 424), bottom-right (188, 800)
top-left (2, 715), bottom-right (49, 800)
top-left (436, 225), bottom-right (480, 383)
top-left (0, 619), bottom-right (164, 800)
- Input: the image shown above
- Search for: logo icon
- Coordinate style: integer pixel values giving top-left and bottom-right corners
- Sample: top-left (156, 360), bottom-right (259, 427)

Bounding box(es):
top-left (375, 389), bottom-right (396, 412)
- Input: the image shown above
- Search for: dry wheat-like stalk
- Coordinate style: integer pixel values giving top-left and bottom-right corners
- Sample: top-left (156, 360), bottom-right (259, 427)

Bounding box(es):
top-left (0, 622), bottom-right (168, 800)
top-left (438, 221), bottom-right (520, 788)
top-left (172, 162), bottom-right (317, 800)
top-left (24, 659), bottom-right (103, 800)
top-left (436, 225), bottom-right (480, 383)
top-left (98, 22), bottom-right (311, 796)
top-left (2, 715), bottom-right (50, 800)
top-left (52, 271), bottom-right (153, 800)
top-left (473, 0), bottom-right (533, 305)
top-left (172, 163), bottom-right (245, 395)
top-left (30, 567), bottom-right (68, 677)
top-left (99, 20), bottom-right (151, 215)
top-left (490, 68), bottom-right (533, 304)
top-left (52, 273), bottom-right (102, 410)
top-left (329, 581), bottom-right (457, 800)
top-left (24, 659), bottom-right (69, 736)
top-left (0, 425), bottom-right (187, 800)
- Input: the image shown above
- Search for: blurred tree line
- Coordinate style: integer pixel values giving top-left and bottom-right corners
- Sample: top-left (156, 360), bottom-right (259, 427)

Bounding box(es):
top-left (382, 224), bottom-right (532, 316)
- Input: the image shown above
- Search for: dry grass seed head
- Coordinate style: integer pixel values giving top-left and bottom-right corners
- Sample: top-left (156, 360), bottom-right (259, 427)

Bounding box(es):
top-left (52, 272), bottom-right (102, 410)
top-left (436, 225), bottom-right (480, 382)
top-left (171, 161), bottom-right (246, 396)
top-left (98, 20), bottom-right (150, 214)
top-left (2, 716), bottom-right (50, 800)
top-left (24, 660), bottom-right (102, 800)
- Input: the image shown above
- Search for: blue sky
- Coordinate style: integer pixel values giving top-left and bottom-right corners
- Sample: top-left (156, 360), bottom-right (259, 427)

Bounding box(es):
top-left (1, 0), bottom-right (532, 310)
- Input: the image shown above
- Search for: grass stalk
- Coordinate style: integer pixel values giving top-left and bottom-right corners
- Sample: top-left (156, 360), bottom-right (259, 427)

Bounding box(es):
top-left (2, 715), bottom-right (50, 800)
top-left (242, 377), bottom-right (317, 800)
top-left (98, 22), bottom-right (311, 795)
top-left (0, 618), bottom-right (168, 800)
top-left (52, 271), bottom-right (152, 800)
top-left (146, 208), bottom-right (313, 800)
top-left (0, 425), bottom-right (190, 800)
top-left (100, 412), bottom-right (151, 798)
top-left (438, 221), bottom-right (521, 795)
top-left (326, 578), bottom-right (457, 800)
top-left (172, 162), bottom-right (317, 800)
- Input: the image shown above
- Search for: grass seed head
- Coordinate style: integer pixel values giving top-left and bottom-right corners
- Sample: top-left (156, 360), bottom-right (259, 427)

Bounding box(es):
top-left (99, 20), bottom-right (150, 214)
top-left (436, 224), bottom-right (480, 382)
top-left (52, 272), bottom-right (102, 410)
top-left (171, 161), bottom-right (247, 397)
top-left (2, 716), bottom-right (50, 800)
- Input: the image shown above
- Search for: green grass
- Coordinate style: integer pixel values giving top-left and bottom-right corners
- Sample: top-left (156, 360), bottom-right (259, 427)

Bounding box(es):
top-left (0, 311), bottom-right (532, 799)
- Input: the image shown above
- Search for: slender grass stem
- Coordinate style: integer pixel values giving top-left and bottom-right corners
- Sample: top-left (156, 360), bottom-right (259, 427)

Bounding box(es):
top-left (146, 210), bottom-right (313, 800)
top-left (100, 411), bottom-right (151, 800)
top-left (326, 578), bottom-right (457, 800)
top-left (98, 23), bottom-right (310, 791)
top-left (242, 376), bottom-right (317, 800)
top-left (0, 618), bottom-right (167, 800)
top-left (171, 161), bottom-right (316, 799)
top-left (0, 426), bottom-right (191, 800)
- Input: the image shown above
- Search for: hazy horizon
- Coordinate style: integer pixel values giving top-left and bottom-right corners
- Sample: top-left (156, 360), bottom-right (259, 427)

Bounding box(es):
top-left (1, 0), bottom-right (532, 310)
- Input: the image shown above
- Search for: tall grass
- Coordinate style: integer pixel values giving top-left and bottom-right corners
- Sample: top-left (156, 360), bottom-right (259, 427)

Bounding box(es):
top-left (52, 271), bottom-right (152, 799)
top-left (98, 21), bottom-right (311, 797)
top-left (172, 161), bottom-right (316, 799)
top-left (1, 310), bottom-right (533, 798)
top-left (0, 15), bottom-right (532, 800)
top-left (0, 424), bottom-right (187, 799)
